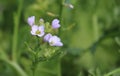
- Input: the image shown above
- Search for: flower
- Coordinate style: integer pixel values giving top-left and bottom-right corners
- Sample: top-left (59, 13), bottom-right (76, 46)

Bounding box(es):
top-left (44, 33), bottom-right (52, 42)
top-left (44, 34), bottom-right (63, 47)
top-left (68, 4), bottom-right (74, 9)
top-left (31, 25), bottom-right (45, 37)
top-left (39, 18), bottom-right (44, 23)
top-left (27, 16), bottom-right (35, 26)
top-left (48, 36), bottom-right (63, 46)
top-left (52, 19), bottom-right (60, 29)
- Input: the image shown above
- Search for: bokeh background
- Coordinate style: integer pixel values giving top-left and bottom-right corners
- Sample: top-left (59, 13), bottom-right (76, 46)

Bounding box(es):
top-left (0, 0), bottom-right (120, 76)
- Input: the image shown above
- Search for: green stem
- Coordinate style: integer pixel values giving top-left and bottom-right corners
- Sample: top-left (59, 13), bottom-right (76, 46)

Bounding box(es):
top-left (32, 62), bottom-right (36, 76)
top-left (4, 59), bottom-right (27, 76)
top-left (59, 0), bottom-right (64, 35)
top-left (57, 0), bottom-right (65, 76)
top-left (32, 57), bottom-right (38, 76)
top-left (104, 68), bottom-right (120, 76)
top-left (59, 0), bottom-right (65, 20)
top-left (0, 50), bottom-right (27, 76)
top-left (31, 56), bottom-right (37, 76)
top-left (57, 58), bottom-right (61, 76)
top-left (32, 50), bottom-right (39, 76)
top-left (12, 0), bottom-right (23, 61)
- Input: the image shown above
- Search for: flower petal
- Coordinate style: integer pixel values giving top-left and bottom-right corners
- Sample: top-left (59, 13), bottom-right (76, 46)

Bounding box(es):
top-left (38, 25), bottom-right (44, 32)
top-left (48, 36), bottom-right (63, 46)
top-left (52, 19), bottom-right (60, 29)
top-left (44, 33), bottom-right (52, 42)
top-left (53, 36), bottom-right (61, 41)
top-left (54, 42), bottom-right (63, 46)
top-left (27, 16), bottom-right (35, 26)
top-left (52, 19), bottom-right (59, 24)
top-left (52, 24), bottom-right (60, 29)
top-left (49, 36), bottom-right (60, 42)
top-left (31, 25), bottom-right (38, 35)
top-left (31, 31), bottom-right (36, 35)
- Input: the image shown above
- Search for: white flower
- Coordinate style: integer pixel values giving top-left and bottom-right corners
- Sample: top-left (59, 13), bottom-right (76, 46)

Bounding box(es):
top-left (49, 36), bottom-right (63, 46)
top-left (31, 25), bottom-right (45, 37)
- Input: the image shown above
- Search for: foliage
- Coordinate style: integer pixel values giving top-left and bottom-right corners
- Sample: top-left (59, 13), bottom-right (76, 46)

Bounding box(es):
top-left (0, 0), bottom-right (120, 76)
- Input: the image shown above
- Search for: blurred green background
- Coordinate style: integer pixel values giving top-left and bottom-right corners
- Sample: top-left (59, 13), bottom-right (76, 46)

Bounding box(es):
top-left (0, 0), bottom-right (120, 76)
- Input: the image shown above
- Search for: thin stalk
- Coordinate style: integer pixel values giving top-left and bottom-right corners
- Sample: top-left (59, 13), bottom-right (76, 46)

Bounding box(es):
top-left (32, 61), bottom-right (36, 76)
top-left (12, 0), bottom-right (23, 61)
top-left (104, 68), bottom-right (120, 76)
top-left (32, 54), bottom-right (38, 76)
top-left (56, 0), bottom-right (65, 76)
top-left (4, 60), bottom-right (28, 76)
top-left (59, 0), bottom-right (65, 20)
top-left (32, 36), bottom-right (41, 76)
top-left (57, 0), bottom-right (65, 76)
top-left (59, 0), bottom-right (65, 35)
top-left (57, 58), bottom-right (62, 76)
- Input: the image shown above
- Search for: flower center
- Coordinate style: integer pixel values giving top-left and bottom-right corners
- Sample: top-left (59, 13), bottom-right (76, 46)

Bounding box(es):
top-left (35, 30), bottom-right (41, 34)
top-left (50, 41), bottom-right (54, 45)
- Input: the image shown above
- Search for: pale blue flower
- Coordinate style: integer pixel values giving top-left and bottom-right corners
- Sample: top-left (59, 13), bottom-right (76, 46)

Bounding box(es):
top-left (44, 33), bottom-right (52, 42)
top-left (52, 19), bottom-right (60, 29)
top-left (27, 16), bottom-right (35, 26)
top-left (31, 25), bottom-right (45, 37)
top-left (49, 36), bottom-right (63, 46)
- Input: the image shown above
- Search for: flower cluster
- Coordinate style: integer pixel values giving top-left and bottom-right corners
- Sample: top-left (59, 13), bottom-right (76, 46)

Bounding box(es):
top-left (27, 16), bottom-right (63, 47)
